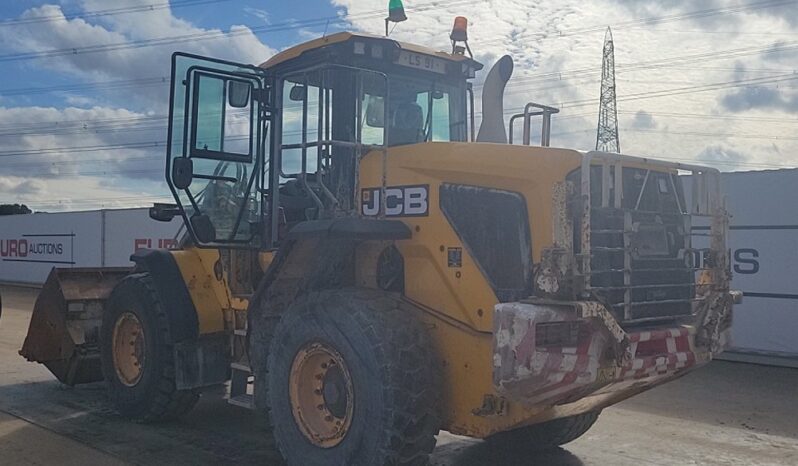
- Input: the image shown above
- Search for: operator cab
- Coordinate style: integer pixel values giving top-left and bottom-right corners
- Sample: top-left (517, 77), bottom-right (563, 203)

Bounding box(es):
top-left (160, 32), bottom-right (482, 250)
top-left (264, 32), bottom-right (482, 148)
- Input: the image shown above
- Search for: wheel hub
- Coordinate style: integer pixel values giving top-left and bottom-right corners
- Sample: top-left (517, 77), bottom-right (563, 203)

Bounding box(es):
top-left (112, 312), bottom-right (145, 387)
top-left (289, 342), bottom-right (354, 448)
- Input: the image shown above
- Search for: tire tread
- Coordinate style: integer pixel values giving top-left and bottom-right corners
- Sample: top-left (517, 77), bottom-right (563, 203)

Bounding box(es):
top-left (102, 273), bottom-right (199, 423)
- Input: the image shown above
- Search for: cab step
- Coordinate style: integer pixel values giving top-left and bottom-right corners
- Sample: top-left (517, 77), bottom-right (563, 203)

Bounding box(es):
top-left (228, 362), bottom-right (254, 410)
top-left (228, 393), bottom-right (254, 409)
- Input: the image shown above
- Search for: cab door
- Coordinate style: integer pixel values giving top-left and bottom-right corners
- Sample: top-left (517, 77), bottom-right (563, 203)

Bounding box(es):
top-left (166, 52), bottom-right (271, 248)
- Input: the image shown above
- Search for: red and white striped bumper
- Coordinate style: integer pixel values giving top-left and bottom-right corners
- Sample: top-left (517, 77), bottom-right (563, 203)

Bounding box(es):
top-left (493, 298), bottom-right (733, 407)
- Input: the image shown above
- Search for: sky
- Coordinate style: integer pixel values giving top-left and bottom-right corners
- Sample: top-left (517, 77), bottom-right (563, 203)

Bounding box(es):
top-left (0, 0), bottom-right (797, 211)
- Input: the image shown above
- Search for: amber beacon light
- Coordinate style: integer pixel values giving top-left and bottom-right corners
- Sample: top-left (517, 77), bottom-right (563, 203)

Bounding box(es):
top-left (450, 16), bottom-right (472, 56)
top-left (450, 16), bottom-right (468, 42)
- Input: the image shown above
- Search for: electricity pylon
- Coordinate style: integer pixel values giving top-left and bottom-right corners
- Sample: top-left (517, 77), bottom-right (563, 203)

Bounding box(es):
top-left (596, 27), bottom-right (620, 153)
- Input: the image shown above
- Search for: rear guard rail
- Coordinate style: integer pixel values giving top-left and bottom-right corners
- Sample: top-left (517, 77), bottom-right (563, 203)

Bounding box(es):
top-left (575, 151), bottom-right (730, 324)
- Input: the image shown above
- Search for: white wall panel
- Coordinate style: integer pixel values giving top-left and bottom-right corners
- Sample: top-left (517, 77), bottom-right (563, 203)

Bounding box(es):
top-left (0, 211), bottom-right (102, 284)
top-left (686, 169), bottom-right (798, 360)
top-left (0, 208), bottom-right (180, 285)
top-left (102, 209), bottom-right (181, 266)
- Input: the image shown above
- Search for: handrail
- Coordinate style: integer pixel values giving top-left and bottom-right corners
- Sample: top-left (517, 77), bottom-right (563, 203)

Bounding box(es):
top-left (508, 102), bottom-right (559, 146)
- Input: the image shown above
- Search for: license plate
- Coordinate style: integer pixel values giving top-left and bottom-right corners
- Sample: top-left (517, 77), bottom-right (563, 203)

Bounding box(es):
top-left (396, 51), bottom-right (447, 75)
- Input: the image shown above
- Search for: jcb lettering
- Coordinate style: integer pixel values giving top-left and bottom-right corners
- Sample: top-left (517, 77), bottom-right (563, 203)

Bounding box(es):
top-left (361, 185), bottom-right (429, 217)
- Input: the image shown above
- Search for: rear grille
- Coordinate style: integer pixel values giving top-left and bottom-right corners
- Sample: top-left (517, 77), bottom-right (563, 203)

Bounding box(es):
top-left (589, 207), bottom-right (694, 322)
top-left (568, 165), bottom-right (697, 324)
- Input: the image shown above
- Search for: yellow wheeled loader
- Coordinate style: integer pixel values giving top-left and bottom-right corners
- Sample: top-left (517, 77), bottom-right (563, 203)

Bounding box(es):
top-left (14, 18), bottom-right (739, 466)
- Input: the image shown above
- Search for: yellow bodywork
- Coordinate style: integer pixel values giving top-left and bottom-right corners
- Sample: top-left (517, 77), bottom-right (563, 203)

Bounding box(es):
top-left (358, 142), bottom-right (584, 436)
top-left (260, 31), bottom-right (473, 69)
top-left (162, 141), bottom-right (624, 438)
top-left (169, 141), bottom-right (588, 437)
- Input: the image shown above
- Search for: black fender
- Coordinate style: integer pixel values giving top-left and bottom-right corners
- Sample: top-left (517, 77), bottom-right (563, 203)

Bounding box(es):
top-left (130, 249), bottom-right (199, 342)
top-left (129, 249), bottom-right (228, 388)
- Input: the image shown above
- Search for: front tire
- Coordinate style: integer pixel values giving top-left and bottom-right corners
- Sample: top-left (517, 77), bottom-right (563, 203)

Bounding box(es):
top-left (100, 273), bottom-right (199, 422)
top-left (263, 289), bottom-right (439, 466)
top-left (487, 411), bottom-right (600, 452)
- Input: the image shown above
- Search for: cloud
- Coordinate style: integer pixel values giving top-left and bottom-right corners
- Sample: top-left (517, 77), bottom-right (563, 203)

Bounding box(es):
top-left (0, 1), bottom-right (277, 110)
top-left (609, 0), bottom-right (741, 30)
top-left (720, 86), bottom-right (798, 113)
top-left (631, 110), bottom-right (657, 129)
top-left (697, 144), bottom-right (748, 170)
top-left (0, 177), bottom-right (46, 195)
top-left (3, 0), bottom-right (798, 213)
top-left (609, 0), bottom-right (798, 31)
top-left (0, 1), bottom-right (283, 210)
top-left (244, 7), bottom-right (271, 24)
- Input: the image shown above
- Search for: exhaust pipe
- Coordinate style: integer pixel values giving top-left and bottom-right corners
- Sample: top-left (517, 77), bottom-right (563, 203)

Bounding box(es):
top-left (477, 55), bottom-right (514, 144)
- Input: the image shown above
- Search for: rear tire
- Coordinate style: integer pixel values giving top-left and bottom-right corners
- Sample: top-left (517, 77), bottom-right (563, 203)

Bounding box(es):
top-left (487, 411), bottom-right (600, 452)
top-left (100, 273), bottom-right (199, 422)
top-left (263, 289), bottom-right (439, 466)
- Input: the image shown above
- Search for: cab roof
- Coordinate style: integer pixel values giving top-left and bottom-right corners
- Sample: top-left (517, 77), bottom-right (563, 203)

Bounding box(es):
top-left (259, 31), bottom-right (483, 70)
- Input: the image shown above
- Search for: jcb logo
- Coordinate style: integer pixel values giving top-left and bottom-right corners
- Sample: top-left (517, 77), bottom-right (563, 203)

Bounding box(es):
top-left (361, 185), bottom-right (429, 217)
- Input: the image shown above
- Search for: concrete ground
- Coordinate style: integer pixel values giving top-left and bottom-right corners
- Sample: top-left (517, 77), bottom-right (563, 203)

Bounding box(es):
top-left (1, 285), bottom-right (797, 466)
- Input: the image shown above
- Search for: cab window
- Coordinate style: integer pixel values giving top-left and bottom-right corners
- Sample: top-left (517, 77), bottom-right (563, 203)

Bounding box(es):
top-left (385, 77), bottom-right (464, 146)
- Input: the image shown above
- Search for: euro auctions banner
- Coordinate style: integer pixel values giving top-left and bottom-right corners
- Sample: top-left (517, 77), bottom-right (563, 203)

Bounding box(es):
top-left (0, 208), bottom-right (180, 285)
top-left (2, 234), bottom-right (75, 263)
top-left (0, 211), bottom-right (101, 284)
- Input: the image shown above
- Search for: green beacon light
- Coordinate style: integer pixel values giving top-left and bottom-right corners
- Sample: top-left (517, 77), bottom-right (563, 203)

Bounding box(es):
top-left (386, 0), bottom-right (407, 36)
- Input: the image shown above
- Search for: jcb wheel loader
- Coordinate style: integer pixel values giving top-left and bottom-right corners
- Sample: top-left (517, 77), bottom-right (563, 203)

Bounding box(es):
top-left (12, 22), bottom-right (739, 466)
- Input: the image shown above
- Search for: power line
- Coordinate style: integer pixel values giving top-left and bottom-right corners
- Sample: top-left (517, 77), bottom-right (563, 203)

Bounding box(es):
top-left (0, 0), bottom-right (231, 27)
top-left (622, 127), bottom-right (798, 142)
top-left (0, 0), bottom-right (790, 65)
top-left (549, 72), bottom-right (798, 109)
top-left (0, 76), bottom-right (169, 97)
top-left (0, 140), bottom-right (167, 157)
top-left (1, 69), bottom-right (794, 157)
top-left (617, 110), bottom-right (798, 124)
top-left (1, 68), bottom-right (795, 157)
top-left (0, 0), bottom-right (473, 63)
top-left (473, 0), bottom-right (798, 48)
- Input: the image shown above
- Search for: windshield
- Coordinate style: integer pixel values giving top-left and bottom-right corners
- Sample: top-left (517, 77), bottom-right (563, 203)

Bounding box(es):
top-left (362, 75), bottom-right (466, 147)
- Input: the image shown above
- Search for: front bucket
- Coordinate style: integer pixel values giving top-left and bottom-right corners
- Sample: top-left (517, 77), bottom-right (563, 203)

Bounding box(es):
top-left (20, 267), bottom-right (130, 385)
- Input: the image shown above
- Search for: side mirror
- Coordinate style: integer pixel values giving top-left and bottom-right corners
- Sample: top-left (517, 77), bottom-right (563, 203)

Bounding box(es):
top-left (172, 157), bottom-right (193, 189)
top-left (365, 96), bottom-right (385, 128)
top-left (228, 80), bottom-right (251, 108)
top-left (149, 203), bottom-right (180, 222)
top-left (289, 85), bottom-right (307, 102)
top-left (191, 213), bottom-right (216, 243)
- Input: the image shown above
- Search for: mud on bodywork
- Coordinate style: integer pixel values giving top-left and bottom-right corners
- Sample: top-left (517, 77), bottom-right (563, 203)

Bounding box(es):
top-left (492, 151), bottom-right (739, 409)
top-left (492, 296), bottom-right (734, 407)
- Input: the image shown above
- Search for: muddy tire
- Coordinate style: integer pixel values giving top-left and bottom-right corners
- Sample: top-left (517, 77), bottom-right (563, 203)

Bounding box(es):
top-left (262, 289), bottom-right (439, 466)
top-left (100, 273), bottom-right (199, 422)
top-left (487, 411), bottom-right (600, 452)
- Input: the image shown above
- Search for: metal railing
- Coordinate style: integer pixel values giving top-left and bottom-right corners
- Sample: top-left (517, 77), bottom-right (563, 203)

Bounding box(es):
top-left (576, 151), bottom-right (729, 323)
top-left (508, 102), bottom-right (560, 147)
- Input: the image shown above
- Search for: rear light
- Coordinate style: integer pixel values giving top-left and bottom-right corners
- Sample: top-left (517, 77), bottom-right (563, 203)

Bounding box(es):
top-left (535, 321), bottom-right (582, 348)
